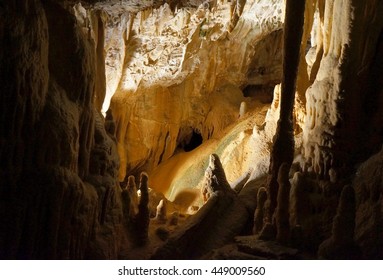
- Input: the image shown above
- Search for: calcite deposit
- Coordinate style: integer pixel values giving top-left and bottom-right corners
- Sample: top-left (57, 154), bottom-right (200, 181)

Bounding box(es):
top-left (1, 0), bottom-right (383, 260)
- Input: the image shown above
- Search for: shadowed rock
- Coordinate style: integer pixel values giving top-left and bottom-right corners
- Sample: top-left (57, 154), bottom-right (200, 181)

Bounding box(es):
top-left (151, 154), bottom-right (248, 259)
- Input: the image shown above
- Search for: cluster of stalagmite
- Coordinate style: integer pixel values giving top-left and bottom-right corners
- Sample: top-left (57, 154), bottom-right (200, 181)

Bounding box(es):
top-left (246, 0), bottom-right (383, 259)
top-left (318, 185), bottom-right (360, 259)
top-left (152, 153), bottom-right (254, 259)
top-left (1, 0), bottom-right (383, 260)
top-left (253, 187), bottom-right (267, 234)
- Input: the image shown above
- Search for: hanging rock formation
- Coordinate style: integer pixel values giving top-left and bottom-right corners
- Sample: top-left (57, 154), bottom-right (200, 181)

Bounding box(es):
top-left (302, 0), bottom-right (383, 178)
top-left (1, 0), bottom-right (383, 260)
top-left (106, 0), bottom-right (285, 180)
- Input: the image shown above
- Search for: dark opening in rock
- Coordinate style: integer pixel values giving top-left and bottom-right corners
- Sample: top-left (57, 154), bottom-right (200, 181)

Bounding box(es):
top-left (242, 84), bottom-right (274, 103)
top-left (184, 130), bottom-right (203, 152)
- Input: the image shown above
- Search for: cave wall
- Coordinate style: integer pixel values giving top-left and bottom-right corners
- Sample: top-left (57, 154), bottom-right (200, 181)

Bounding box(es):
top-left (1, 0), bottom-right (383, 260)
top-left (0, 0), bottom-right (125, 259)
top-left (302, 0), bottom-right (383, 178)
top-left (104, 0), bottom-right (285, 180)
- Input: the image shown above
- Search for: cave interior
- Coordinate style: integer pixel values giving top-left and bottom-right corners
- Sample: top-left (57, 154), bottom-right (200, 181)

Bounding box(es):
top-left (0, 0), bottom-right (383, 260)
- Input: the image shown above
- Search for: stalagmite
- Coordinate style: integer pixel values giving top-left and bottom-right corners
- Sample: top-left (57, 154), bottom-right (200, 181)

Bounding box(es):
top-left (151, 154), bottom-right (249, 259)
top-left (238, 101), bottom-right (247, 119)
top-left (266, 0), bottom-right (305, 223)
top-left (275, 163), bottom-right (291, 244)
top-left (253, 187), bottom-right (267, 234)
top-left (318, 185), bottom-right (360, 259)
top-left (154, 199), bottom-right (168, 224)
top-left (168, 212), bottom-right (179, 226)
top-left (127, 175), bottom-right (139, 216)
top-left (353, 147), bottom-right (383, 259)
top-left (135, 172), bottom-right (150, 246)
top-left (201, 154), bottom-right (236, 202)
top-left (289, 172), bottom-right (307, 227)
top-left (1, 0), bottom-right (383, 261)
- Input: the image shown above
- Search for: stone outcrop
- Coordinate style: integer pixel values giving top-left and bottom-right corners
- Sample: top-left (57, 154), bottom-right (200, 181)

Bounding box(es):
top-left (0, 0), bottom-right (124, 259)
top-left (353, 147), bottom-right (383, 259)
top-left (201, 154), bottom-right (236, 202)
top-left (104, 0), bottom-right (285, 180)
top-left (302, 0), bottom-right (383, 178)
top-left (275, 163), bottom-right (291, 244)
top-left (1, 0), bottom-right (383, 261)
top-left (151, 154), bottom-right (252, 259)
top-left (318, 185), bottom-right (361, 259)
top-left (154, 199), bottom-right (168, 224)
top-left (253, 187), bottom-right (267, 234)
top-left (266, 0), bottom-right (305, 223)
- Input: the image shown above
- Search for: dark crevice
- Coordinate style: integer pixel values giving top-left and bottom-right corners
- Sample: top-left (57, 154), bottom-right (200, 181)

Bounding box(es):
top-left (177, 129), bottom-right (203, 152)
top-left (242, 84), bottom-right (274, 103)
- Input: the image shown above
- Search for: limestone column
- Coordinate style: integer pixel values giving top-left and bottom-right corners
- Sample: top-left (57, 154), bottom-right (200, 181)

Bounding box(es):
top-left (266, 0), bottom-right (306, 222)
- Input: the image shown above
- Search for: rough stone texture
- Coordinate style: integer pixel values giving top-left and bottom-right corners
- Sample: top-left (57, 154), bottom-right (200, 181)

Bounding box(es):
top-left (151, 154), bottom-right (250, 259)
top-left (1, 0), bottom-right (383, 260)
top-left (266, 0), bottom-right (305, 223)
top-left (135, 173), bottom-right (150, 246)
top-left (235, 236), bottom-right (301, 260)
top-left (275, 163), bottom-right (291, 244)
top-left (105, 0), bottom-right (285, 180)
top-left (318, 185), bottom-right (361, 259)
top-left (201, 154), bottom-right (236, 202)
top-left (353, 147), bottom-right (383, 259)
top-left (253, 187), bottom-right (267, 234)
top-left (154, 199), bottom-right (168, 224)
top-left (0, 0), bottom-right (124, 259)
top-left (302, 0), bottom-right (383, 178)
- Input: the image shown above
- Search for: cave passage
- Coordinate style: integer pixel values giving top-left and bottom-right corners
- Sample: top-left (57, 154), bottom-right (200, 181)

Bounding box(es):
top-left (180, 130), bottom-right (203, 152)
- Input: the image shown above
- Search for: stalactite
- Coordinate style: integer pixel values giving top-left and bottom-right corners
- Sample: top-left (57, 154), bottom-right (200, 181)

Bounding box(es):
top-left (229, 0), bottom-right (247, 32)
top-left (93, 10), bottom-right (107, 112)
top-left (266, 0), bottom-right (306, 223)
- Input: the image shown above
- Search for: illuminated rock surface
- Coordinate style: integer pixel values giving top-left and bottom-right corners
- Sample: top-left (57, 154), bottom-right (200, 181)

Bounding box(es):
top-left (0, 0), bottom-right (383, 259)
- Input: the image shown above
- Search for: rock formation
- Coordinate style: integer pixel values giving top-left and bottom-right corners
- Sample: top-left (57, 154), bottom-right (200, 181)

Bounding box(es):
top-left (201, 154), bottom-right (236, 202)
top-left (275, 163), bottom-right (291, 245)
top-left (151, 153), bottom-right (252, 259)
top-left (135, 173), bottom-right (150, 246)
top-left (154, 199), bottom-right (168, 224)
top-left (0, 0), bottom-right (124, 259)
top-left (353, 147), bottom-right (383, 259)
top-left (253, 187), bottom-right (267, 234)
top-left (1, 0), bottom-right (383, 260)
top-left (266, 0), bottom-right (305, 223)
top-left (318, 185), bottom-right (361, 259)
